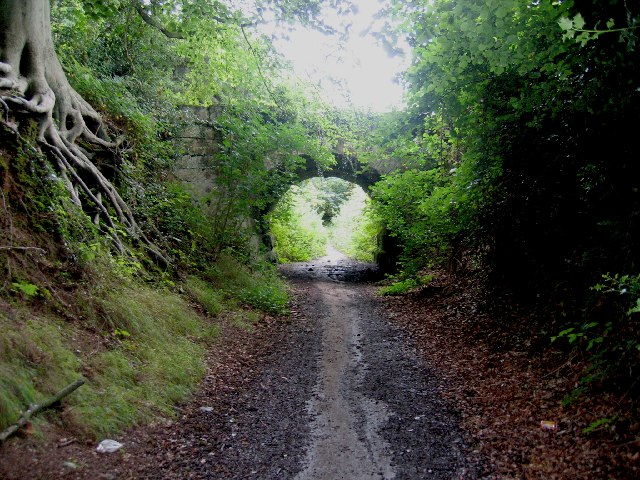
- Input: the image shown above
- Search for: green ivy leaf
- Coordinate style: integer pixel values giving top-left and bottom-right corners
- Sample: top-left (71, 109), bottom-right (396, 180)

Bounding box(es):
top-left (573, 13), bottom-right (586, 31)
top-left (558, 16), bottom-right (574, 33)
top-left (11, 281), bottom-right (39, 297)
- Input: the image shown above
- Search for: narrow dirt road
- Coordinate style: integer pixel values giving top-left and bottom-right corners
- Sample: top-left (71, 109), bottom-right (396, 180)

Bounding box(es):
top-left (0, 252), bottom-right (477, 479)
top-left (294, 280), bottom-right (396, 480)
top-left (278, 251), bottom-right (474, 479)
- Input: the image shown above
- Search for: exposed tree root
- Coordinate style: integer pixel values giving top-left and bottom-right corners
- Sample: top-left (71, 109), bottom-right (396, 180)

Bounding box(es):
top-left (0, 0), bottom-right (168, 266)
top-left (0, 87), bottom-right (167, 267)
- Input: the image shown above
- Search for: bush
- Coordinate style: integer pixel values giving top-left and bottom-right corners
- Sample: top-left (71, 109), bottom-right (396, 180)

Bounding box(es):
top-left (378, 278), bottom-right (419, 296)
top-left (329, 187), bottom-right (381, 262)
top-left (552, 273), bottom-right (640, 387)
top-left (204, 253), bottom-right (289, 315)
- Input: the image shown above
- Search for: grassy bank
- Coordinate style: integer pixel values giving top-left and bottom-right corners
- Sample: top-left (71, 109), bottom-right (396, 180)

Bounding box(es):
top-left (0, 250), bottom-right (288, 439)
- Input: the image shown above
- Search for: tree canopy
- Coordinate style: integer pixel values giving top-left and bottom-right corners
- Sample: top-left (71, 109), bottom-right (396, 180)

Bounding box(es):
top-left (362, 0), bottom-right (640, 385)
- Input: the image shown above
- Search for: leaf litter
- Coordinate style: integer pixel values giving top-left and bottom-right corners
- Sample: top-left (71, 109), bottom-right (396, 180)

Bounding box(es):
top-left (377, 270), bottom-right (640, 479)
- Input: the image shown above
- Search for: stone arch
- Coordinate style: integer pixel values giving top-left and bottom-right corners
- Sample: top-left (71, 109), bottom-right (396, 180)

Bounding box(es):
top-left (172, 105), bottom-right (396, 269)
top-left (295, 153), bottom-right (381, 193)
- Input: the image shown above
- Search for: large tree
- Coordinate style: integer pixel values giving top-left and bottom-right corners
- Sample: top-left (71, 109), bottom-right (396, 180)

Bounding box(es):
top-left (0, 0), bottom-right (168, 261)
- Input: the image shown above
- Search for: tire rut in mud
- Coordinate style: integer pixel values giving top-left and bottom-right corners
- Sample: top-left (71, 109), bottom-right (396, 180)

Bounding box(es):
top-left (288, 277), bottom-right (474, 479)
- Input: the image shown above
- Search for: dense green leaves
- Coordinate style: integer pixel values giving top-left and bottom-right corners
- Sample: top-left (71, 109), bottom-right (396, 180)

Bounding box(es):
top-left (373, 0), bottom-right (640, 283)
top-left (51, 0), bottom-right (348, 260)
top-left (361, 0), bottom-right (639, 394)
top-left (269, 182), bottom-right (329, 262)
top-left (268, 178), bottom-right (379, 262)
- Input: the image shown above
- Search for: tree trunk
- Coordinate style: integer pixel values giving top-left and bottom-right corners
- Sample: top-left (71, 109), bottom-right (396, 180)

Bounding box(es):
top-left (0, 0), bottom-right (167, 265)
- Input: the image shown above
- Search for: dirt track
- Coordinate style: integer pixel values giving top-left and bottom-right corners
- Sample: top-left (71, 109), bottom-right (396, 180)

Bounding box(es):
top-left (278, 252), bottom-right (474, 479)
top-left (0, 252), bottom-right (477, 479)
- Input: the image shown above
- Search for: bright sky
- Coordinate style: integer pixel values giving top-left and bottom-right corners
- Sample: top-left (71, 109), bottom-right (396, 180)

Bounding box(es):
top-left (253, 0), bottom-right (411, 112)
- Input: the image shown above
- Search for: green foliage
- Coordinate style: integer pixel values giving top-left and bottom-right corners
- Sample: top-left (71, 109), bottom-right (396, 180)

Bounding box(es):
top-left (10, 281), bottom-right (40, 299)
top-left (1, 0), bottom-right (369, 444)
top-left (203, 253), bottom-right (289, 315)
top-left (269, 177), bottom-right (381, 263)
top-left (0, 275), bottom-right (216, 437)
top-left (561, 362), bottom-right (608, 408)
top-left (553, 273), bottom-right (640, 357)
top-left (559, 13), bottom-right (637, 49)
top-left (134, 182), bottom-right (219, 269)
top-left (561, 385), bottom-right (589, 408)
top-left (378, 273), bottom-right (433, 296)
top-left (371, 0), bottom-right (640, 306)
top-left (550, 272), bottom-right (640, 405)
top-left (237, 279), bottom-right (289, 316)
top-left (378, 278), bottom-right (418, 296)
top-left (63, 59), bottom-right (175, 170)
top-left (53, 0), bottom-right (182, 120)
top-left (593, 273), bottom-right (640, 316)
top-left (269, 182), bottom-right (329, 262)
top-left (51, 0), bottom-right (347, 266)
top-left (74, 283), bottom-right (215, 435)
top-left (303, 177), bottom-right (353, 225)
top-left (184, 276), bottom-right (225, 316)
top-left (328, 185), bottom-right (381, 262)
top-left (583, 416), bottom-right (618, 435)
top-left (97, 284), bottom-right (215, 343)
top-left (0, 315), bottom-right (81, 432)
top-left (370, 168), bottom-right (466, 270)
top-left (551, 274), bottom-right (640, 369)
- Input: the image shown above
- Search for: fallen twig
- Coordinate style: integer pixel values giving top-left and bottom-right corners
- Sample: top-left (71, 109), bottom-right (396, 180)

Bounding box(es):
top-left (0, 379), bottom-right (84, 443)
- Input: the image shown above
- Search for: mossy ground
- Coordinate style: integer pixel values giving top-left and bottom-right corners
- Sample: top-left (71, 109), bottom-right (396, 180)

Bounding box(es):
top-left (0, 251), bottom-right (288, 439)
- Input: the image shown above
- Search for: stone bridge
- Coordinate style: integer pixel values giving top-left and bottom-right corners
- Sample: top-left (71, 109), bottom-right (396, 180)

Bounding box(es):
top-left (172, 105), bottom-right (397, 270)
top-left (173, 105), bottom-right (384, 201)
top-left (295, 153), bottom-right (381, 192)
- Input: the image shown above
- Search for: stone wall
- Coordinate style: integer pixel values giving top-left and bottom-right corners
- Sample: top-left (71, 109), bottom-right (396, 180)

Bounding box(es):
top-left (172, 105), bottom-right (220, 203)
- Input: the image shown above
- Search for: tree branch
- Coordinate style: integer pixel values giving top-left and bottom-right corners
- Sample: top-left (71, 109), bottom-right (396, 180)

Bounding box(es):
top-left (132, 1), bottom-right (255, 40)
top-left (0, 379), bottom-right (84, 443)
top-left (132, 3), bottom-right (185, 39)
top-left (240, 25), bottom-right (281, 109)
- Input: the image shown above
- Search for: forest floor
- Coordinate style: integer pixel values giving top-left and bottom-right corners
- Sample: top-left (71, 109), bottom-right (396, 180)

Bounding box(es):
top-left (1, 254), bottom-right (638, 479)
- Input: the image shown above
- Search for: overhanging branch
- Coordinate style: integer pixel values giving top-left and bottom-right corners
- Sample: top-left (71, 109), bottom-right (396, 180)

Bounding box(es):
top-left (132, 1), bottom-right (255, 40)
top-left (133, 3), bottom-right (185, 39)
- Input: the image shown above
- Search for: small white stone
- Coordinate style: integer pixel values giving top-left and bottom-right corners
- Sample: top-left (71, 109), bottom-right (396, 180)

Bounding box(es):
top-left (96, 439), bottom-right (123, 453)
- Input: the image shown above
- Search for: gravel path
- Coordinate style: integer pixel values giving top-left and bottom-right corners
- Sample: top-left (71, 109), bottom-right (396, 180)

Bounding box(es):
top-left (277, 253), bottom-right (474, 479)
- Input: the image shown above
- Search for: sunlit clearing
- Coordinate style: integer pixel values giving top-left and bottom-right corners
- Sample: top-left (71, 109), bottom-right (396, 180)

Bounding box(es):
top-left (268, 178), bottom-right (381, 263)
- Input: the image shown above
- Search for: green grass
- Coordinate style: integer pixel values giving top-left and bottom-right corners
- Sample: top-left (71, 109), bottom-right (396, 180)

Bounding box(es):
top-left (204, 253), bottom-right (289, 315)
top-left (184, 276), bottom-right (225, 316)
top-left (378, 278), bottom-right (419, 296)
top-left (0, 315), bottom-right (80, 431)
top-left (0, 281), bottom-right (218, 438)
top-left (378, 274), bottom-right (434, 296)
top-left (0, 248), bottom-right (288, 439)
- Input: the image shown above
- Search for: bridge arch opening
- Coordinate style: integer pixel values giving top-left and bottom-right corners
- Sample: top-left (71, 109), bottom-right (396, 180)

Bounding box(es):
top-left (265, 177), bottom-right (381, 264)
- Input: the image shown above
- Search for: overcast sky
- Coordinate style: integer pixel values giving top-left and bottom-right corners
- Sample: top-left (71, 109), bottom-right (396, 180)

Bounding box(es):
top-left (250, 0), bottom-right (410, 111)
